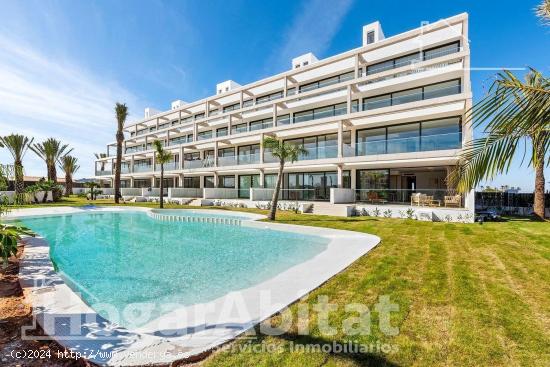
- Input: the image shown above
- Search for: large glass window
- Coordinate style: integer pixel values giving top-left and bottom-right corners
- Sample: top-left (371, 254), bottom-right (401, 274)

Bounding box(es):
top-left (238, 144), bottom-right (260, 164)
top-left (421, 117), bottom-right (461, 150)
top-left (357, 128), bottom-right (386, 155)
top-left (363, 94), bottom-right (391, 110)
top-left (183, 176), bottom-right (200, 188)
top-left (264, 174), bottom-right (278, 188)
top-left (277, 114), bottom-right (291, 126)
top-left (249, 118), bottom-right (273, 131)
top-left (204, 176), bottom-right (215, 188)
top-left (218, 175), bottom-right (235, 188)
top-left (231, 123), bottom-right (248, 135)
top-left (387, 123), bottom-right (420, 153)
top-left (216, 127), bottom-right (228, 137)
top-left (238, 175), bottom-right (260, 198)
top-left (392, 87), bottom-right (423, 105)
top-left (197, 130), bottom-right (212, 140)
top-left (423, 42), bottom-right (460, 61)
top-left (423, 80), bottom-right (461, 100)
top-left (283, 171), bottom-right (350, 201)
top-left (357, 169), bottom-right (389, 189)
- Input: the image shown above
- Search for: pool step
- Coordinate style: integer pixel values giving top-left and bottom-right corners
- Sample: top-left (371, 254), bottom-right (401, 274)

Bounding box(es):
top-left (148, 211), bottom-right (242, 226)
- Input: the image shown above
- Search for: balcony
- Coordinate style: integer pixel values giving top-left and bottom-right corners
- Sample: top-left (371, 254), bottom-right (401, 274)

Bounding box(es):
top-left (238, 153), bottom-right (261, 165)
top-left (346, 132), bottom-right (461, 157)
top-left (133, 165), bottom-right (153, 173)
top-left (155, 162), bottom-right (179, 171)
top-left (95, 170), bottom-right (112, 176)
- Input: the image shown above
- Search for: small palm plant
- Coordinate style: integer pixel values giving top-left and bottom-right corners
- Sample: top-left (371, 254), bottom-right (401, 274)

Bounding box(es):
top-left (153, 140), bottom-right (172, 209)
top-left (0, 202), bottom-right (33, 268)
top-left (0, 134), bottom-right (34, 204)
top-left (85, 181), bottom-right (101, 200)
top-left (59, 156), bottom-right (80, 196)
top-left (114, 103), bottom-right (129, 204)
top-left (450, 68), bottom-right (549, 220)
top-left (262, 137), bottom-right (307, 220)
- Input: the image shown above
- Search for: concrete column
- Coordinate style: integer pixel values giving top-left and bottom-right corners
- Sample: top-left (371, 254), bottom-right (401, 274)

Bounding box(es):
top-left (354, 54), bottom-right (360, 78)
top-left (260, 133), bottom-right (265, 164)
top-left (173, 176), bottom-right (177, 187)
top-left (199, 175), bottom-right (204, 189)
top-left (151, 176), bottom-right (155, 188)
top-left (179, 146), bottom-right (184, 169)
top-left (130, 155), bottom-right (135, 173)
top-left (214, 140), bottom-right (219, 167)
top-left (259, 169), bottom-right (265, 187)
top-left (193, 121), bottom-right (198, 141)
top-left (347, 85), bottom-right (352, 114)
top-left (350, 128), bottom-right (356, 156)
top-left (273, 104), bottom-right (278, 123)
top-left (214, 172), bottom-right (219, 188)
top-left (179, 173), bottom-right (184, 187)
top-left (156, 118), bottom-right (159, 130)
top-left (337, 121), bottom-right (343, 158)
top-left (130, 177), bottom-right (134, 188)
top-left (205, 101), bottom-right (209, 118)
top-left (240, 91), bottom-right (244, 108)
top-left (228, 115), bottom-right (232, 135)
top-left (337, 165), bottom-right (344, 188)
top-left (283, 76), bottom-right (288, 96)
top-left (152, 153), bottom-right (156, 172)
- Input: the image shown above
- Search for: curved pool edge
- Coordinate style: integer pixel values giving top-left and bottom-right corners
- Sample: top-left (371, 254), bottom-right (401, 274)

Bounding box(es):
top-left (14, 206), bottom-right (380, 366)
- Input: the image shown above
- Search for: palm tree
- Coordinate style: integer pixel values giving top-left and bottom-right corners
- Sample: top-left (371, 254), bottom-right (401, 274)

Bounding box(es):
top-left (153, 140), bottom-right (171, 209)
top-left (450, 68), bottom-right (549, 220)
top-left (59, 156), bottom-right (79, 196)
top-left (85, 181), bottom-right (100, 200)
top-left (31, 138), bottom-right (72, 183)
top-left (536, 0), bottom-right (550, 24)
top-left (115, 103), bottom-right (129, 204)
top-left (262, 137), bottom-right (307, 220)
top-left (0, 134), bottom-right (34, 203)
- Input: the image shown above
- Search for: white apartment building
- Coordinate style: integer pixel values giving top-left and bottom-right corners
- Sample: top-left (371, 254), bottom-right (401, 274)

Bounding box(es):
top-left (95, 13), bottom-right (474, 213)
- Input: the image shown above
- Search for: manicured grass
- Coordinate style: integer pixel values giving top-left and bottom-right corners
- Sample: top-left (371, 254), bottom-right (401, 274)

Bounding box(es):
top-left (6, 197), bottom-right (550, 366)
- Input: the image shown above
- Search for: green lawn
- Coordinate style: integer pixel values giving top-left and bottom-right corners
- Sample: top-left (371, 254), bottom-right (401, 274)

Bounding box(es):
top-left (7, 197), bottom-right (550, 366)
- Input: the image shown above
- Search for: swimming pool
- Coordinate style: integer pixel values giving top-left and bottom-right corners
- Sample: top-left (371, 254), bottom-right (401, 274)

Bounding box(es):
top-left (13, 206), bottom-right (379, 365)
top-left (20, 210), bottom-right (329, 327)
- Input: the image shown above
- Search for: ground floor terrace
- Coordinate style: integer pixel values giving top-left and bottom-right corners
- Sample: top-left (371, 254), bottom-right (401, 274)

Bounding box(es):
top-left (96, 165), bottom-right (473, 211)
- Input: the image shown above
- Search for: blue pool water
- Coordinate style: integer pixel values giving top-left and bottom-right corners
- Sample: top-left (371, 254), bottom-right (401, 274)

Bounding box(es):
top-left (20, 211), bottom-right (328, 327)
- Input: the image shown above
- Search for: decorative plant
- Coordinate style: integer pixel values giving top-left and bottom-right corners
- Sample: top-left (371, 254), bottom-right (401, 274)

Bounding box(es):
top-left (85, 181), bottom-right (101, 200)
top-left (262, 137), bottom-right (307, 220)
top-left (405, 208), bottom-right (416, 220)
top-left (383, 209), bottom-right (393, 218)
top-left (373, 207), bottom-right (381, 217)
top-left (0, 200), bottom-right (34, 268)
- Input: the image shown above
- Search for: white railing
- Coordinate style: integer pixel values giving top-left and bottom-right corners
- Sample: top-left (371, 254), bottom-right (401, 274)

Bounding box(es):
top-left (120, 188), bottom-right (143, 196)
top-left (203, 188), bottom-right (239, 199)
top-left (142, 188), bottom-right (168, 197)
top-left (168, 187), bottom-right (203, 198)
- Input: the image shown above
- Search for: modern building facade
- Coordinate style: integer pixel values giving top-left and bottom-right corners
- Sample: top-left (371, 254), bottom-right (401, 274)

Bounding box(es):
top-left (95, 13), bottom-right (473, 210)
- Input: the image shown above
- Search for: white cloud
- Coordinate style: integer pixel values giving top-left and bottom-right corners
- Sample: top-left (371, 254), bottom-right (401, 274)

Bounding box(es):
top-left (0, 34), bottom-right (141, 178)
top-left (265, 0), bottom-right (354, 72)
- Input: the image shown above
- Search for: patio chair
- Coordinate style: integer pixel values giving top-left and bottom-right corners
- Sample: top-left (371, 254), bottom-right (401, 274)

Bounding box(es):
top-left (367, 191), bottom-right (387, 204)
top-left (410, 193), bottom-right (425, 206)
top-left (444, 194), bottom-right (461, 207)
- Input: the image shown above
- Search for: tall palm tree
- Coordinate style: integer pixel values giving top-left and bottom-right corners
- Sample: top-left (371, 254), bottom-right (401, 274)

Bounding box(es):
top-left (59, 155), bottom-right (79, 196)
top-left (153, 140), bottom-right (172, 209)
top-left (0, 134), bottom-right (34, 203)
top-left (31, 138), bottom-right (72, 183)
top-left (115, 103), bottom-right (128, 204)
top-left (450, 68), bottom-right (550, 220)
top-left (262, 137), bottom-right (307, 220)
top-left (536, 0), bottom-right (550, 25)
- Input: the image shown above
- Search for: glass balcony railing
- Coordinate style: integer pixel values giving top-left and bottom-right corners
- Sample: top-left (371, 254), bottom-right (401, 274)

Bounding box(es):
top-left (217, 156), bottom-right (237, 167)
top-left (363, 84), bottom-right (461, 111)
top-left (95, 170), bottom-right (112, 176)
top-left (296, 145), bottom-right (338, 161)
top-left (350, 132), bottom-right (461, 156)
top-left (238, 153), bottom-right (261, 165)
top-left (355, 189), bottom-right (463, 208)
top-left (133, 165), bottom-right (153, 173)
top-left (155, 162), bottom-right (179, 171)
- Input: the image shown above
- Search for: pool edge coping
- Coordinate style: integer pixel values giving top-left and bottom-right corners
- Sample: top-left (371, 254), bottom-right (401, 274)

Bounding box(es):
top-left (13, 206), bottom-right (380, 366)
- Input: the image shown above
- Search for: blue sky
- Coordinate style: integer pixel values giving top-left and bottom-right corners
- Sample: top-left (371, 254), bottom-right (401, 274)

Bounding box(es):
top-left (0, 0), bottom-right (548, 190)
